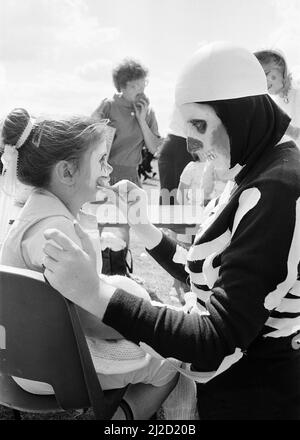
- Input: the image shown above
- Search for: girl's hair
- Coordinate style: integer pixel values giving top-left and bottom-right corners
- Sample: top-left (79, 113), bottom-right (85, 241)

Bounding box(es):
top-left (254, 51), bottom-right (286, 73)
top-left (1, 108), bottom-right (106, 188)
top-left (112, 58), bottom-right (148, 92)
top-left (254, 50), bottom-right (292, 100)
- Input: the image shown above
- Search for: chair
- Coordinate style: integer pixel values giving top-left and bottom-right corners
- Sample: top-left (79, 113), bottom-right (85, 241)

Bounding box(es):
top-left (0, 265), bottom-right (127, 420)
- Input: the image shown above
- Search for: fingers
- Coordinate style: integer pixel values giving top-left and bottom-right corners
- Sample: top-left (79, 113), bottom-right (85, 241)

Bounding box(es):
top-left (42, 254), bottom-right (58, 272)
top-left (138, 98), bottom-right (148, 106)
top-left (43, 242), bottom-right (62, 261)
top-left (112, 180), bottom-right (139, 198)
top-left (133, 100), bottom-right (148, 117)
top-left (73, 221), bottom-right (96, 257)
top-left (135, 98), bottom-right (148, 107)
top-left (44, 228), bottom-right (79, 252)
top-left (113, 179), bottom-right (144, 194)
top-left (127, 188), bottom-right (147, 205)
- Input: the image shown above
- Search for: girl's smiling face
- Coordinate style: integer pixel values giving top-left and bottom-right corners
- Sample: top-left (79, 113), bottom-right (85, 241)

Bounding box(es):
top-left (180, 102), bottom-right (231, 170)
top-left (75, 136), bottom-right (113, 203)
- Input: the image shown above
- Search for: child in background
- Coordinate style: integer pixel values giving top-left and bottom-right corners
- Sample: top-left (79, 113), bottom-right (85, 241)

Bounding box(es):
top-left (178, 159), bottom-right (214, 209)
top-left (0, 108), bottom-right (182, 420)
top-left (176, 157), bottom-right (240, 245)
top-left (254, 49), bottom-right (300, 147)
top-left (176, 159), bottom-right (208, 245)
top-left (201, 161), bottom-right (241, 205)
top-left (171, 158), bottom-right (208, 303)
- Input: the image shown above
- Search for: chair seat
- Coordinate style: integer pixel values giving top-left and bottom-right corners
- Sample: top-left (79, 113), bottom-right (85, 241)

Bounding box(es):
top-left (0, 266), bottom-right (128, 419)
top-left (0, 374), bottom-right (127, 417)
top-left (0, 374), bottom-right (64, 414)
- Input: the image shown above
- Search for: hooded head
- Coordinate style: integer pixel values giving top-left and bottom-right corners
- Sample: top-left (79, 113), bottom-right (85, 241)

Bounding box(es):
top-left (175, 42), bottom-right (291, 181)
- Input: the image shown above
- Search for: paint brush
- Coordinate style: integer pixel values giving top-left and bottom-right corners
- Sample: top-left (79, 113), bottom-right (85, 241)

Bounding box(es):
top-left (90, 185), bottom-right (122, 205)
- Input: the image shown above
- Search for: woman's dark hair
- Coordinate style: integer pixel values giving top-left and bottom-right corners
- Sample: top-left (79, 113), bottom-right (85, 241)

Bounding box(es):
top-left (1, 108), bottom-right (106, 188)
top-left (112, 58), bottom-right (148, 92)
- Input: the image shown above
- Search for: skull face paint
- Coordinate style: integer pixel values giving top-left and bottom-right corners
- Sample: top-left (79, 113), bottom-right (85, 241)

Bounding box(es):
top-left (180, 103), bottom-right (231, 169)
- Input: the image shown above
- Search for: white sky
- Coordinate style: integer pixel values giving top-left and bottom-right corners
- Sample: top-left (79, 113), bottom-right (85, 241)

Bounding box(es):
top-left (1, 0), bottom-right (300, 134)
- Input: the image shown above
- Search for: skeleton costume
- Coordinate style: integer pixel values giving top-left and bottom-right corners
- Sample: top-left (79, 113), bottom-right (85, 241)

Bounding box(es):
top-left (102, 43), bottom-right (300, 419)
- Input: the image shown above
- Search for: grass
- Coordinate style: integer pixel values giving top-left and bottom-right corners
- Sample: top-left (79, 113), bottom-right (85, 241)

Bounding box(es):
top-left (0, 163), bottom-right (180, 420)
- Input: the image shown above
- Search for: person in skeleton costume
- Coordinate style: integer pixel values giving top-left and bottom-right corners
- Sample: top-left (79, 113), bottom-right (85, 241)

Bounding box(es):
top-left (42, 42), bottom-right (300, 420)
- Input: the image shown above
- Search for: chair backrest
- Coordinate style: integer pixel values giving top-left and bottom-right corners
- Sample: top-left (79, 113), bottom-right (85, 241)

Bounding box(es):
top-left (0, 265), bottom-right (110, 418)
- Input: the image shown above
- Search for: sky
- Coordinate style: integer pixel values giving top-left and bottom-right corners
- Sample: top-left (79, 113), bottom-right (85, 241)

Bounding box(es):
top-left (1, 0), bottom-right (300, 135)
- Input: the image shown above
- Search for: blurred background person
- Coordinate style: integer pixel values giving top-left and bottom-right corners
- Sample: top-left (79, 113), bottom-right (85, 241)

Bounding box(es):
top-left (254, 49), bottom-right (300, 147)
top-left (158, 106), bottom-right (192, 303)
top-left (92, 58), bottom-right (161, 278)
top-left (158, 105), bottom-right (191, 207)
top-left (92, 58), bottom-right (161, 188)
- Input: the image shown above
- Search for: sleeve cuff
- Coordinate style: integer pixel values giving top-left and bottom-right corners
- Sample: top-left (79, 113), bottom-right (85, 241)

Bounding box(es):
top-left (102, 288), bottom-right (144, 343)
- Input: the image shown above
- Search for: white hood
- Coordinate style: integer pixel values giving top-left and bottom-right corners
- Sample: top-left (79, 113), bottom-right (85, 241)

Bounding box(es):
top-left (175, 42), bottom-right (268, 105)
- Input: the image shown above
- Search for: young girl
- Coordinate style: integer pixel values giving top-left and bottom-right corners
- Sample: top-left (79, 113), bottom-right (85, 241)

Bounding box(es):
top-left (254, 49), bottom-right (300, 147)
top-left (0, 108), bottom-right (182, 420)
top-left (176, 158), bottom-right (207, 247)
top-left (177, 160), bottom-right (209, 209)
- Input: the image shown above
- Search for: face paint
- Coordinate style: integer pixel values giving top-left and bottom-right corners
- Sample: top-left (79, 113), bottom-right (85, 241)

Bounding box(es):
top-left (75, 139), bottom-right (112, 203)
top-left (180, 103), bottom-right (231, 169)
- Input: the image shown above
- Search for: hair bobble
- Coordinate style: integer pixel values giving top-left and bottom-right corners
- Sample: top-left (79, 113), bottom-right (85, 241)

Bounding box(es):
top-left (0, 114), bottom-right (35, 201)
top-left (15, 117), bottom-right (36, 150)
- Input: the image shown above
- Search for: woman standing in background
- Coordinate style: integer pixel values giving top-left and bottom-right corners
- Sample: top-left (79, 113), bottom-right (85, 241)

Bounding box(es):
top-left (92, 58), bottom-right (161, 253)
top-left (92, 58), bottom-right (161, 187)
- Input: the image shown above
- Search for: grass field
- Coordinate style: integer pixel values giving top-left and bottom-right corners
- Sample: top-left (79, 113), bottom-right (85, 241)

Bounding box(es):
top-left (0, 163), bottom-right (180, 420)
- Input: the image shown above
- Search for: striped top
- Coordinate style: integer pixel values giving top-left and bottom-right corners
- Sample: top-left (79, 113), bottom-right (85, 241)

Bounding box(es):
top-left (103, 141), bottom-right (300, 383)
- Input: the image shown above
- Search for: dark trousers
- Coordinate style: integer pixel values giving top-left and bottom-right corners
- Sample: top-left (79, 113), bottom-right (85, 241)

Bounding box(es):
top-left (158, 134), bottom-right (191, 205)
top-left (196, 334), bottom-right (300, 420)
